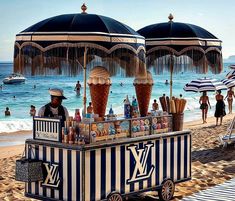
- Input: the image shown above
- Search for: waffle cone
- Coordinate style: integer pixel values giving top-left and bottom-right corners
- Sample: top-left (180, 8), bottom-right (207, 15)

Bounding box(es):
top-left (134, 84), bottom-right (153, 116)
top-left (89, 84), bottom-right (110, 118)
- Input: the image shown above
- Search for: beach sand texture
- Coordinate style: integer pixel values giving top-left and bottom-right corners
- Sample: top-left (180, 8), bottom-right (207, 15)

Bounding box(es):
top-left (1, 115), bottom-right (235, 200)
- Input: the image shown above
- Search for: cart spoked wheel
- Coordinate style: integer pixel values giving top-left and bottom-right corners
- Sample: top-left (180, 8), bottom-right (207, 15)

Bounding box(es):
top-left (158, 179), bottom-right (175, 201)
top-left (107, 192), bottom-right (123, 201)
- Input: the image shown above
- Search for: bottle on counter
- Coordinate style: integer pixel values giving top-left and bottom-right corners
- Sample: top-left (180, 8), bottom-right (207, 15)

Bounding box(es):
top-left (75, 132), bottom-right (79, 144)
top-left (74, 125), bottom-right (80, 145)
top-left (132, 96), bottom-right (139, 118)
top-left (124, 95), bottom-right (131, 118)
top-left (80, 135), bottom-right (86, 145)
top-left (62, 127), bottom-right (65, 143)
top-left (68, 127), bottom-right (74, 144)
top-left (64, 128), bottom-right (68, 144)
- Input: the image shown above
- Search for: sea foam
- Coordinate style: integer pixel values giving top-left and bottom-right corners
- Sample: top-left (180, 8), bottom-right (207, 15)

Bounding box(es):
top-left (0, 119), bottom-right (32, 133)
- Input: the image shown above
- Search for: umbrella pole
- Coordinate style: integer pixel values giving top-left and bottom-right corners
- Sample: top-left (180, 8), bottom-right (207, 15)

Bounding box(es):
top-left (170, 53), bottom-right (174, 99)
top-left (83, 46), bottom-right (88, 116)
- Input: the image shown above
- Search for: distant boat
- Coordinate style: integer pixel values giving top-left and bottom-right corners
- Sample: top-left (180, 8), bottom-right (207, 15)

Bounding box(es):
top-left (3, 73), bottom-right (26, 84)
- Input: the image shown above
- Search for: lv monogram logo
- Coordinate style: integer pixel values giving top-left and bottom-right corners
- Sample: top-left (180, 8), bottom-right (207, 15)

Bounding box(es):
top-left (127, 143), bottom-right (154, 184)
top-left (42, 162), bottom-right (60, 188)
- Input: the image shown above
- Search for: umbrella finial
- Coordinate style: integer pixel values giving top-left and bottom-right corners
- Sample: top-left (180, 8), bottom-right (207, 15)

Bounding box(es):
top-left (168, 13), bottom-right (174, 22)
top-left (81, 3), bottom-right (87, 14)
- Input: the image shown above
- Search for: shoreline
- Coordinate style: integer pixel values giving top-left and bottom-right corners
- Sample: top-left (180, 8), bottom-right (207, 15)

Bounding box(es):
top-left (1, 112), bottom-right (233, 134)
top-left (0, 113), bottom-right (234, 148)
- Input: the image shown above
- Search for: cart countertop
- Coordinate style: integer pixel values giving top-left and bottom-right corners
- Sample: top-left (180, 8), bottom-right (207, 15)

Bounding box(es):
top-left (26, 130), bottom-right (191, 151)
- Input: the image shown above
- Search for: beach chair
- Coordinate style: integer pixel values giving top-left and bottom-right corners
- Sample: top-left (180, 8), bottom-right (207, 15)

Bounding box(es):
top-left (219, 116), bottom-right (235, 148)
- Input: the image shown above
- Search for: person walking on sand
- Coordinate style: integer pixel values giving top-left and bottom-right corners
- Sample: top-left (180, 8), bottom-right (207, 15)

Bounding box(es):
top-left (74, 81), bottom-right (81, 96)
top-left (224, 87), bottom-right (235, 114)
top-left (214, 90), bottom-right (226, 126)
top-left (199, 91), bottom-right (211, 124)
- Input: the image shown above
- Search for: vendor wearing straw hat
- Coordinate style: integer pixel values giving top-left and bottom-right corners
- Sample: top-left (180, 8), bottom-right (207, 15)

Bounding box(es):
top-left (38, 88), bottom-right (69, 122)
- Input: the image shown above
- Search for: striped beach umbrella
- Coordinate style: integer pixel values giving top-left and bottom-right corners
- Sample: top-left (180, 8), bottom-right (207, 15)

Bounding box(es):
top-left (229, 64), bottom-right (235, 69)
top-left (221, 78), bottom-right (235, 88)
top-left (184, 78), bottom-right (227, 92)
top-left (226, 70), bottom-right (235, 79)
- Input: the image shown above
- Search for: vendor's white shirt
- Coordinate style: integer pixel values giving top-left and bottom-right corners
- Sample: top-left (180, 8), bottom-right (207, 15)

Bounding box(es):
top-left (38, 105), bottom-right (69, 119)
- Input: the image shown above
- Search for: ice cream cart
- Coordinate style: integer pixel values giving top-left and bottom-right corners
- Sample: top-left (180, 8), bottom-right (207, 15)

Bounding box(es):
top-left (23, 114), bottom-right (191, 201)
top-left (13, 5), bottom-right (193, 201)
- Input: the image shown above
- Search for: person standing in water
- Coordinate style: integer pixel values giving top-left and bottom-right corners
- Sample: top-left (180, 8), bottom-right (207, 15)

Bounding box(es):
top-left (74, 81), bottom-right (82, 96)
top-left (224, 87), bottom-right (235, 114)
top-left (152, 99), bottom-right (159, 111)
top-left (29, 105), bottom-right (36, 116)
top-left (199, 91), bottom-right (211, 124)
top-left (214, 90), bottom-right (226, 126)
top-left (5, 107), bottom-right (11, 116)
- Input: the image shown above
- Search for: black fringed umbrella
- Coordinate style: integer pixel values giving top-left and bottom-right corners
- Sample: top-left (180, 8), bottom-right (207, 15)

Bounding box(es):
top-left (138, 14), bottom-right (223, 98)
top-left (14, 4), bottom-right (146, 113)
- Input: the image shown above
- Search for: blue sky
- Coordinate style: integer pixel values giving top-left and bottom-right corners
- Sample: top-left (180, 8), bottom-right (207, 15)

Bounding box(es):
top-left (0, 0), bottom-right (234, 61)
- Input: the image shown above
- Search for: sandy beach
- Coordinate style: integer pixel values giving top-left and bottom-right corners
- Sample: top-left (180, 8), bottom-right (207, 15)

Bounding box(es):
top-left (1, 114), bottom-right (235, 200)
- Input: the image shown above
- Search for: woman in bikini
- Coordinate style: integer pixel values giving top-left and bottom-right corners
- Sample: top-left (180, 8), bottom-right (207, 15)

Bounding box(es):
top-left (224, 87), bottom-right (235, 114)
top-left (199, 91), bottom-right (211, 123)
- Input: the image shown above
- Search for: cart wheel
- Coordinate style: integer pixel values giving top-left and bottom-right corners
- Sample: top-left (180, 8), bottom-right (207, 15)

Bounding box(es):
top-left (107, 192), bottom-right (123, 201)
top-left (158, 179), bottom-right (175, 201)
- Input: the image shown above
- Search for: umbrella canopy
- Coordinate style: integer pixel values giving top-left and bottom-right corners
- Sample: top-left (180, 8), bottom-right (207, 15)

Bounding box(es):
top-left (14, 4), bottom-right (146, 77)
top-left (229, 64), bottom-right (235, 69)
top-left (138, 14), bottom-right (223, 98)
top-left (138, 14), bottom-right (222, 74)
top-left (226, 70), bottom-right (235, 79)
top-left (221, 78), bottom-right (235, 88)
top-left (184, 78), bottom-right (227, 92)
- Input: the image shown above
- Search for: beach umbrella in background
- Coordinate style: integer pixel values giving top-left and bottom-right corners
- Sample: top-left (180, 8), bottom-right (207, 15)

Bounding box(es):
top-left (138, 14), bottom-right (223, 98)
top-left (226, 70), bottom-right (235, 79)
top-left (229, 64), bottom-right (235, 69)
top-left (13, 4), bottom-right (146, 114)
top-left (221, 78), bottom-right (235, 88)
top-left (183, 78), bottom-right (227, 92)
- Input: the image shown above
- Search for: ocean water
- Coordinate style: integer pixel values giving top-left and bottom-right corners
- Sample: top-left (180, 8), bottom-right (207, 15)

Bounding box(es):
top-left (0, 62), bottom-right (232, 133)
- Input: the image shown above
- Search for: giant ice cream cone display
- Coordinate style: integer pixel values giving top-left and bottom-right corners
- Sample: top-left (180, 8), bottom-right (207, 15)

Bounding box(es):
top-left (88, 66), bottom-right (111, 119)
top-left (133, 71), bottom-right (153, 117)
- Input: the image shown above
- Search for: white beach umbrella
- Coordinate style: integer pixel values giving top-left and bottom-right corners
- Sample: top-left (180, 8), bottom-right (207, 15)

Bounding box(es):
top-left (184, 78), bottom-right (227, 92)
top-left (221, 78), bottom-right (235, 88)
